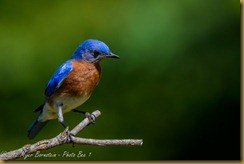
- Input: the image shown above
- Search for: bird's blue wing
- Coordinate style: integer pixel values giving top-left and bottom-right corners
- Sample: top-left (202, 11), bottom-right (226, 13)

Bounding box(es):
top-left (45, 60), bottom-right (72, 97)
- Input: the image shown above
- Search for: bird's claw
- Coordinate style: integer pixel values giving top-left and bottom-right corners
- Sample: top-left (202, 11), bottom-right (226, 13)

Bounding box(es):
top-left (85, 112), bottom-right (96, 124)
top-left (65, 130), bottom-right (75, 147)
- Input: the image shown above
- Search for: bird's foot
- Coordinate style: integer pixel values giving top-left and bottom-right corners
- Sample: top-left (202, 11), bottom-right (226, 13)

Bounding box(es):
top-left (65, 130), bottom-right (75, 147)
top-left (72, 109), bottom-right (96, 125)
top-left (85, 112), bottom-right (96, 125)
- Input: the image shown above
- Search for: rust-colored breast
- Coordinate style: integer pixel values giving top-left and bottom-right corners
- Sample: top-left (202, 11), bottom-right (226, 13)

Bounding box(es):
top-left (51, 60), bottom-right (101, 98)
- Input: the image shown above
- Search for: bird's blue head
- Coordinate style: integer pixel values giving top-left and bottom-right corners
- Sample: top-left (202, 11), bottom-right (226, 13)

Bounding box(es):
top-left (71, 39), bottom-right (119, 62)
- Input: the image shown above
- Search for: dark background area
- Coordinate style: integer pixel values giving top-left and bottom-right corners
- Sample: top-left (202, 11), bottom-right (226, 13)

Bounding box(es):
top-left (0, 0), bottom-right (240, 160)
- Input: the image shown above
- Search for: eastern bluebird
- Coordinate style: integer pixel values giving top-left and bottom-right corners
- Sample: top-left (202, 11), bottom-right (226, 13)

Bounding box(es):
top-left (27, 39), bottom-right (119, 139)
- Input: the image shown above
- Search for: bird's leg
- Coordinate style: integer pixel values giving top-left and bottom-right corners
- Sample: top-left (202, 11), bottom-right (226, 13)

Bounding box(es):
top-left (57, 105), bottom-right (66, 128)
top-left (57, 105), bottom-right (75, 146)
top-left (73, 109), bottom-right (96, 124)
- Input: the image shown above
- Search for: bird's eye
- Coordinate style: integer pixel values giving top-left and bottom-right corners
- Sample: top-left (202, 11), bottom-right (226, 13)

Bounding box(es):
top-left (93, 51), bottom-right (100, 58)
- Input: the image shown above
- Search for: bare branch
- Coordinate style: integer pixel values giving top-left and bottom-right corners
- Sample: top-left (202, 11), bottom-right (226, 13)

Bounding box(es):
top-left (72, 138), bottom-right (143, 146)
top-left (0, 110), bottom-right (143, 161)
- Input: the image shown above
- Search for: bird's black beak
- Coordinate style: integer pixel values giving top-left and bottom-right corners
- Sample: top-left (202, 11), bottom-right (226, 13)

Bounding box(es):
top-left (106, 52), bottom-right (120, 59)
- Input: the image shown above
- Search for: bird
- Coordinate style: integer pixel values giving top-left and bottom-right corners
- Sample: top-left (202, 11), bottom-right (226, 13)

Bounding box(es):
top-left (27, 39), bottom-right (119, 139)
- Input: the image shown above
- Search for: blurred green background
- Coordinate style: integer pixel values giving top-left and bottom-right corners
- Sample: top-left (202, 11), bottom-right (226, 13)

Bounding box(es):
top-left (0, 0), bottom-right (240, 160)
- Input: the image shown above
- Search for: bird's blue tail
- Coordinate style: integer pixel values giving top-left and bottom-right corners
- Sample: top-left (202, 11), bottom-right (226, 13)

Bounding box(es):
top-left (27, 118), bottom-right (49, 139)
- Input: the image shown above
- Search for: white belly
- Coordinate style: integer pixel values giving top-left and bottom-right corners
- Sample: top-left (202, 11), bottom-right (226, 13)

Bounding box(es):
top-left (39, 95), bottom-right (90, 121)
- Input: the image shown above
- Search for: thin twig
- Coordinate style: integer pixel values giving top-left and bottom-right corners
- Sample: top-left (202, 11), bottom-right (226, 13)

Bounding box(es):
top-left (0, 110), bottom-right (143, 161)
top-left (72, 138), bottom-right (143, 146)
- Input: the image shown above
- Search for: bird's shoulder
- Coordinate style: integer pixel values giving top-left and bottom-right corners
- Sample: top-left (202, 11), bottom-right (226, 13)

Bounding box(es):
top-left (45, 59), bottom-right (101, 99)
top-left (53, 60), bottom-right (101, 97)
top-left (45, 60), bottom-right (73, 98)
